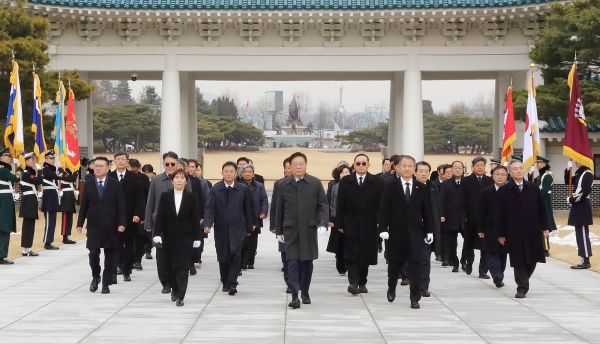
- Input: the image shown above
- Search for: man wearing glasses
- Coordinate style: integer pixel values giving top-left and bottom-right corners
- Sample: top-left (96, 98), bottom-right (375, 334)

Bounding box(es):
top-left (144, 151), bottom-right (192, 294)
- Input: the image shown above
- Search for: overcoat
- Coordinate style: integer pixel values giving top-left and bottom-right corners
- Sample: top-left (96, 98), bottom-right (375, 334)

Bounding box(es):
top-left (459, 173), bottom-right (494, 250)
top-left (77, 176), bottom-right (127, 249)
top-left (0, 162), bottom-right (18, 234)
top-left (566, 167), bottom-right (593, 226)
top-left (425, 179), bottom-right (442, 257)
top-left (326, 182), bottom-right (343, 254)
top-left (439, 178), bottom-right (463, 232)
top-left (495, 180), bottom-right (548, 267)
top-left (335, 172), bottom-right (384, 266)
top-left (153, 189), bottom-right (202, 270)
top-left (204, 181), bottom-right (253, 262)
top-left (144, 172), bottom-right (192, 231)
top-left (378, 176), bottom-right (433, 262)
top-left (275, 173), bottom-right (329, 261)
top-left (270, 177), bottom-right (286, 252)
top-left (108, 170), bottom-right (146, 238)
top-left (476, 185), bottom-right (506, 255)
top-left (58, 168), bottom-right (79, 213)
top-left (246, 179), bottom-right (268, 231)
top-left (534, 165), bottom-right (557, 231)
top-left (18, 166), bottom-right (43, 219)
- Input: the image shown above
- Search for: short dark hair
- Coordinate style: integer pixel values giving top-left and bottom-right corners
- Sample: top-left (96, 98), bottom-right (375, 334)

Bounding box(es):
top-left (333, 164), bottom-right (351, 180)
top-left (114, 151), bottom-right (128, 159)
top-left (492, 165), bottom-right (508, 174)
top-left (442, 164), bottom-right (452, 174)
top-left (389, 155), bottom-right (399, 162)
top-left (451, 160), bottom-right (464, 168)
top-left (177, 158), bottom-right (187, 167)
top-left (222, 161), bottom-right (238, 171)
top-left (142, 164), bottom-right (154, 173)
top-left (354, 153), bottom-right (369, 162)
top-left (437, 164), bottom-right (445, 173)
top-left (169, 168), bottom-right (189, 181)
top-left (95, 156), bottom-right (109, 166)
top-left (396, 155), bottom-right (415, 165)
top-left (283, 157), bottom-right (291, 168)
top-left (382, 158), bottom-right (391, 165)
top-left (416, 161), bottom-right (431, 172)
top-left (129, 159), bottom-right (141, 168)
top-left (162, 151), bottom-right (178, 160)
top-left (289, 152), bottom-right (307, 163)
top-left (237, 157), bottom-right (250, 165)
top-left (188, 159), bottom-right (199, 168)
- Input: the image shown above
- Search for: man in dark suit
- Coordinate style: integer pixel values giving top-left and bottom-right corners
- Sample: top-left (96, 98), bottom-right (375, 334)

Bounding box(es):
top-left (459, 156), bottom-right (494, 277)
top-left (204, 161), bottom-right (254, 295)
top-left (496, 160), bottom-right (549, 298)
top-left (77, 157), bottom-right (127, 294)
top-left (336, 154), bottom-right (384, 295)
top-left (185, 159), bottom-right (207, 271)
top-left (108, 151), bottom-right (145, 282)
top-left (270, 157), bottom-right (292, 292)
top-left (275, 152), bottom-right (329, 309)
top-left (379, 155), bottom-right (433, 309)
top-left (379, 155), bottom-right (398, 180)
top-left (439, 161), bottom-right (465, 271)
top-left (129, 159), bottom-right (151, 271)
top-left (431, 164), bottom-right (449, 190)
top-left (565, 161), bottom-right (594, 269)
top-left (375, 158), bottom-right (391, 178)
top-left (478, 165), bottom-right (508, 288)
top-left (236, 157), bottom-right (265, 185)
top-left (239, 163), bottom-right (268, 270)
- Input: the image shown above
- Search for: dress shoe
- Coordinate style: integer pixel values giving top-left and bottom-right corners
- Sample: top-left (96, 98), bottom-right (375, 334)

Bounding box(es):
top-left (161, 286), bottom-right (170, 294)
top-left (241, 264), bottom-right (248, 270)
top-left (421, 290), bottom-right (431, 297)
top-left (348, 284), bottom-right (360, 295)
top-left (22, 251), bottom-right (39, 257)
top-left (62, 237), bottom-right (76, 244)
top-left (281, 266), bottom-right (284, 272)
top-left (101, 286), bottom-right (110, 294)
top-left (190, 266), bottom-right (197, 276)
top-left (288, 298), bottom-right (301, 309)
top-left (222, 286), bottom-right (230, 292)
top-left (123, 274), bottom-right (131, 282)
top-left (339, 272), bottom-right (346, 276)
top-left (286, 287), bottom-right (291, 294)
top-left (301, 293), bottom-right (311, 304)
top-left (442, 260), bottom-right (449, 267)
top-left (229, 286), bottom-right (238, 295)
top-left (44, 244), bottom-right (59, 250)
top-left (515, 292), bottom-right (526, 298)
top-left (116, 267), bottom-right (123, 275)
top-left (571, 259), bottom-right (591, 269)
top-left (478, 273), bottom-right (490, 279)
top-left (133, 263), bottom-right (143, 271)
top-left (387, 288), bottom-right (396, 302)
top-left (238, 270), bottom-right (243, 276)
top-left (492, 275), bottom-right (504, 288)
top-left (461, 262), bottom-right (466, 271)
top-left (400, 278), bottom-right (409, 286)
top-left (247, 264), bottom-right (254, 269)
top-left (111, 275), bottom-right (118, 285)
top-left (176, 298), bottom-right (184, 306)
top-left (90, 277), bottom-right (101, 292)
top-left (435, 256), bottom-right (442, 262)
top-left (465, 265), bottom-right (473, 275)
top-left (411, 301), bottom-right (420, 309)
top-left (544, 251), bottom-right (550, 257)
top-left (452, 266), bottom-right (459, 273)
top-left (378, 247), bottom-right (383, 253)
top-left (145, 252), bottom-right (153, 260)
top-left (358, 285), bottom-right (368, 293)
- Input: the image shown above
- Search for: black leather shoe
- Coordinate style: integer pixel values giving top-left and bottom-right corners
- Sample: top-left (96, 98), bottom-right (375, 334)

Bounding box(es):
top-left (145, 253), bottom-right (153, 260)
top-left (411, 301), bottom-right (420, 309)
top-left (301, 293), bottom-right (311, 304)
top-left (348, 284), bottom-right (359, 295)
top-left (492, 275), bottom-right (504, 288)
top-left (171, 292), bottom-right (176, 302)
top-left (176, 298), bottom-right (184, 306)
top-left (442, 261), bottom-right (449, 267)
top-left (359, 285), bottom-right (368, 293)
top-left (247, 264), bottom-right (254, 269)
top-left (452, 266), bottom-right (459, 273)
top-left (133, 263), bottom-right (143, 271)
top-left (544, 251), bottom-right (550, 257)
top-left (288, 298), bottom-right (301, 309)
top-left (44, 244), bottom-right (59, 250)
top-left (222, 286), bottom-right (230, 292)
top-left (101, 286), bottom-right (110, 294)
top-left (241, 264), bottom-right (248, 270)
top-left (238, 270), bottom-right (243, 276)
top-left (571, 263), bottom-right (591, 269)
top-left (435, 256), bottom-right (442, 262)
top-left (400, 278), bottom-right (409, 286)
top-left (123, 274), bottom-right (131, 282)
top-left (387, 288), bottom-right (396, 303)
top-left (465, 265), bottom-right (473, 275)
top-left (515, 292), bottom-right (526, 298)
top-left (111, 275), bottom-right (118, 285)
top-left (421, 290), bottom-right (430, 297)
top-left (478, 273), bottom-right (490, 279)
top-left (190, 266), bottom-right (197, 275)
top-left (286, 287), bottom-right (291, 294)
top-left (162, 286), bottom-right (170, 294)
top-left (281, 267), bottom-right (284, 272)
top-left (22, 251), bottom-right (39, 257)
top-left (62, 237), bottom-right (76, 244)
top-left (116, 267), bottom-right (123, 275)
top-left (229, 286), bottom-right (237, 295)
top-left (461, 262), bottom-right (466, 271)
top-left (90, 277), bottom-right (101, 292)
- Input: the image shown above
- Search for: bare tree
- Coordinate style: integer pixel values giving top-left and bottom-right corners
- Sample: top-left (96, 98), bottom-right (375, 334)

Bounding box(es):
top-left (316, 99), bottom-right (337, 129)
top-left (248, 96), bottom-right (271, 130)
top-left (448, 101), bottom-right (470, 116)
top-left (294, 91), bottom-right (313, 125)
top-left (470, 91), bottom-right (495, 118)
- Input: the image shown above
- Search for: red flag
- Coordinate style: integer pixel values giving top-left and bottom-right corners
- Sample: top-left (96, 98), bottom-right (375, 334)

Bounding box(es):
top-left (563, 62), bottom-right (594, 172)
top-left (64, 88), bottom-right (81, 172)
top-left (501, 86), bottom-right (516, 165)
top-left (244, 99), bottom-right (249, 113)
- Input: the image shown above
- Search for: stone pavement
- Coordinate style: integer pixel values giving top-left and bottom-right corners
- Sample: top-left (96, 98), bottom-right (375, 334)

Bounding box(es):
top-left (1, 231), bottom-right (600, 344)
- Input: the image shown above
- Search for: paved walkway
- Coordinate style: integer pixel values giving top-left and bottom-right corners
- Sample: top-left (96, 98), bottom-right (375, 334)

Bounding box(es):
top-left (1, 230), bottom-right (600, 344)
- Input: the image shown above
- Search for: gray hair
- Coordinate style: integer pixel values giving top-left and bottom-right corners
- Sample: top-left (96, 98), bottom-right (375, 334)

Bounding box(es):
top-left (239, 163), bottom-right (255, 174)
top-left (177, 158), bottom-right (188, 167)
top-left (337, 160), bottom-right (350, 168)
top-left (507, 159), bottom-right (523, 170)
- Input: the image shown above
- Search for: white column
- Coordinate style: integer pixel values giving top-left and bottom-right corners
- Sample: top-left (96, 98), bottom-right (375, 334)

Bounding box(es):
top-left (160, 54), bottom-right (181, 161)
top-left (402, 56), bottom-right (423, 161)
top-left (179, 72), bottom-right (190, 159)
top-left (87, 92), bottom-right (93, 158)
top-left (188, 78), bottom-right (198, 160)
top-left (387, 79), bottom-right (395, 155)
top-left (390, 72), bottom-right (404, 156)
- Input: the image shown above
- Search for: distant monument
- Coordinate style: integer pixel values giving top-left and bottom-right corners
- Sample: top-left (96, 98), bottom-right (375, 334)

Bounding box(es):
top-left (272, 95), bottom-right (317, 147)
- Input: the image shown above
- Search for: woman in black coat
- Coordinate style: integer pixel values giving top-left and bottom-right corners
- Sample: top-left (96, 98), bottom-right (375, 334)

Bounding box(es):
top-left (326, 164), bottom-right (351, 275)
top-left (153, 169), bottom-right (202, 306)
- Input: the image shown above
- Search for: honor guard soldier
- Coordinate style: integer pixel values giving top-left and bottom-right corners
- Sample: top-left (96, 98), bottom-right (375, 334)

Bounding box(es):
top-left (489, 159), bottom-right (500, 172)
top-left (534, 156), bottom-right (556, 257)
top-left (0, 148), bottom-right (19, 264)
top-left (84, 159), bottom-right (96, 182)
top-left (18, 152), bottom-right (44, 256)
top-left (565, 161), bottom-right (594, 269)
top-left (59, 168), bottom-right (79, 244)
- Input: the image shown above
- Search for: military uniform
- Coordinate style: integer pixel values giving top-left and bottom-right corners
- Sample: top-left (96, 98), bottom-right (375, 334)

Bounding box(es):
top-left (59, 168), bottom-right (79, 244)
top-left (18, 154), bottom-right (45, 255)
top-left (534, 156), bottom-right (557, 256)
top-left (566, 165), bottom-right (594, 269)
top-left (41, 150), bottom-right (74, 249)
top-left (0, 148), bottom-right (19, 264)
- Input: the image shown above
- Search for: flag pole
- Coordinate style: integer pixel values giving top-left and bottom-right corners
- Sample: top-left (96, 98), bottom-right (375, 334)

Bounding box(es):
top-left (530, 63), bottom-right (536, 182)
top-left (568, 52), bottom-right (577, 196)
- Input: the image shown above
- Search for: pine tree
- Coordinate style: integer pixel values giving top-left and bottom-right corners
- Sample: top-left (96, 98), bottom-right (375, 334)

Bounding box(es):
top-left (139, 85), bottom-right (161, 105)
top-left (114, 80), bottom-right (133, 105)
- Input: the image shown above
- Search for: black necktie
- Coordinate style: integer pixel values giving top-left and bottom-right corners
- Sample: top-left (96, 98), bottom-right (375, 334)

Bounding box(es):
top-left (98, 180), bottom-right (104, 198)
top-left (405, 182), bottom-right (410, 201)
top-left (359, 176), bottom-right (363, 185)
top-left (226, 185), bottom-right (232, 201)
top-left (477, 176), bottom-right (482, 185)
top-left (119, 173), bottom-right (124, 181)
top-left (456, 180), bottom-right (460, 187)
top-left (518, 184), bottom-right (523, 192)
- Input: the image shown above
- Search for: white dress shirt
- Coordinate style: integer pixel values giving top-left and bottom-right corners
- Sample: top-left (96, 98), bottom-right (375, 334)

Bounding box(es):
top-left (356, 172), bottom-right (367, 185)
top-left (174, 189), bottom-right (183, 215)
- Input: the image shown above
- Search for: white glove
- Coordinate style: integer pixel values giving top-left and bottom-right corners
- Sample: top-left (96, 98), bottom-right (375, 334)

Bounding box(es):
top-left (380, 232), bottom-right (389, 240)
top-left (424, 233), bottom-right (433, 244)
top-left (529, 166), bottom-right (535, 174)
top-left (35, 163), bottom-right (42, 170)
top-left (36, 192), bottom-right (43, 199)
top-left (276, 235), bottom-right (285, 243)
top-left (12, 193), bottom-right (20, 202)
top-left (58, 190), bottom-right (63, 197)
top-left (153, 236), bottom-right (162, 244)
top-left (567, 161), bottom-right (573, 170)
top-left (74, 190), bottom-right (80, 198)
top-left (566, 196), bottom-right (571, 204)
top-left (13, 158), bottom-right (19, 166)
top-left (193, 240), bottom-right (200, 248)
top-left (318, 226), bottom-right (327, 236)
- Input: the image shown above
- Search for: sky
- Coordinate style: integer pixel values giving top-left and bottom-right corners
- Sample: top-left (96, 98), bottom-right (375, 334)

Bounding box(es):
top-left (129, 79), bottom-right (495, 114)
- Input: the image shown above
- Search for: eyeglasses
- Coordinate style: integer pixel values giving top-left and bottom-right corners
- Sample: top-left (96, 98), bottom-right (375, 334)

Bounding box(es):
top-left (355, 162), bottom-right (368, 166)
top-left (493, 173), bottom-right (508, 177)
top-left (164, 163), bottom-right (176, 167)
top-left (292, 163), bottom-right (305, 167)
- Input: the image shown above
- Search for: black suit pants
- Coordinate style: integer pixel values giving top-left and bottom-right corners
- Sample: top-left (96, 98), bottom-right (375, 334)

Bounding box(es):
top-left (575, 225), bottom-right (593, 258)
top-left (346, 260), bottom-right (369, 286)
top-left (21, 218), bottom-right (36, 248)
top-left (444, 231), bottom-right (460, 268)
top-left (219, 254), bottom-right (241, 288)
top-left (388, 260), bottom-right (421, 302)
top-left (169, 269), bottom-right (189, 300)
top-left (336, 233), bottom-right (347, 274)
top-left (115, 228), bottom-right (136, 275)
top-left (288, 259), bottom-right (313, 297)
top-left (243, 230), bottom-right (259, 265)
top-left (514, 262), bottom-right (537, 294)
top-left (134, 232), bottom-right (151, 264)
top-left (43, 211), bottom-right (57, 244)
top-left (156, 247), bottom-right (169, 287)
top-left (61, 212), bottom-right (73, 237)
top-left (89, 248), bottom-right (117, 287)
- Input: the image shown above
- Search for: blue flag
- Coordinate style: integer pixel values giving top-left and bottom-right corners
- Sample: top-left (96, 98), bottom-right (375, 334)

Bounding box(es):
top-left (54, 80), bottom-right (66, 168)
top-left (32, 72), bottom-right (47, 165)
top-left (4, 60), bottom-right (25, 166)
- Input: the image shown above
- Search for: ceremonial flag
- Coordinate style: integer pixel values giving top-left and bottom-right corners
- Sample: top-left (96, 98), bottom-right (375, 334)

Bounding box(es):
top-left (522, 73), bottom-right (541, 172)
top-left (4, 60), bottom-right (25, 166)
top-left (64, 88), bottom-right (80, 172)
top-left (54, 80), bottom-right (67, 168)
top-left (32, 72), bottom-right (47, 165)
top-left (338, 103), bottom-right (345, 114)
top-left (501, 86), bottom-right (516, 165)
top-left (244, 100), bottom-right (249, 113)
top-left (563, 62), bottom-right (594, 172)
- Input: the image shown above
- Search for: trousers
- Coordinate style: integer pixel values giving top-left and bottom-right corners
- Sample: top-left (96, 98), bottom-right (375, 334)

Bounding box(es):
top-left (43, 211), bottom-right (57, 244)
top-left (575, 225), bottom-right (593, 258)
top-left (421, 243), bottom-right (432, 292)
top-left (443, 231), bottom-right (460, 268)
top-left (156, 247), bottom-right (169, 287)
top-left (281, 251), bottom-right (289, 287)
top-left (169, 269), bottom-right (189, 300)
top-left (219, 254), bottom-right (241, 288)
top-left (288, 259), bottom-right (313, 297)
top-left (0, 231), bottom-right (10, 259)
top-left (514, 262), bottom-right (537, 294)
top-left (115, 232), bottom-right (135, 275)
top-left (61, 212), bottom-right (73, 237)
top-left (89, 248), bottom-right (117, 287)
top-left (242, 230), bottom-right (259, 265)
top-left (488, 252), bottom-right (507, 280)
top-left (388, 260), bottom-right (421, 301)
top-left (21, 218), bottom-right (36, 248)
top-left (346, 260), bottom-right (369, 286)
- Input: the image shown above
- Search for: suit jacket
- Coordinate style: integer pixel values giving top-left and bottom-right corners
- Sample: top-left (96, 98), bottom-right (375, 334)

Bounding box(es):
top-left (153, 189), bottom-right (202, 270)
top-left (275, 173), bottom-right (329, 261)
top-left (431, 178), bottom-right (442, 191)
top-left (144, 172), bottom-right (192, 230)
top-left (138, 172), bottom-right (150, 200)
top-left (204, 180), bottom-right (253, 262)
top-left (77, 176), bottom-right (127, 249)
top-left (439, 178), bottom-right (463, 232)
top-left (0, 163), bottom-right (18, 234)
top-left (244, 179), bottom-right (268, 230)
top-left (425, 179), bottom-right (442, 257)
top-left (477, 184), bottom-right (505, 255)
top-left (378, 176), bottom-right (433, 262)
top-left (109, 170), bottom-right (145, 237)
top-left (459, 173), bottom-right (494, 249)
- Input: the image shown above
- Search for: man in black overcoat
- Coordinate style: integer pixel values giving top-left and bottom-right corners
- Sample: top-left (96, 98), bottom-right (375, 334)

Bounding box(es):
top-left (129, 159), bottom-right (151, 270)
top-left (270, 157), bottom-right (292, 292)
top-left (336, 154), bottom-right (384, 295)
top-left (77, 157), bottom-right (127, 294)
top-left (439, 161), bottom-right (465, 271)
top-left (496, 160), bottom-right (549, 298)
top-left (459, 156), bottom-right (494, 277)
top-left (379, 155), bottom-right (433, 309)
